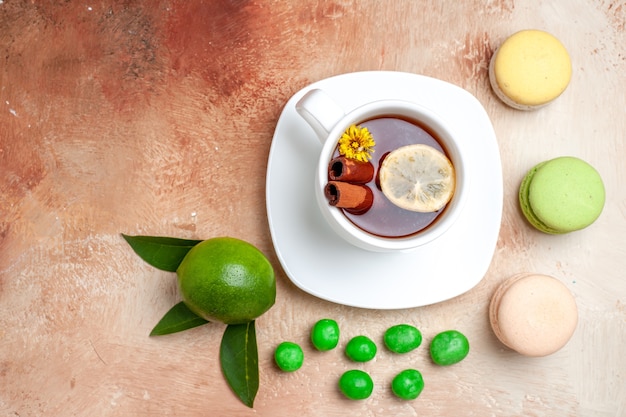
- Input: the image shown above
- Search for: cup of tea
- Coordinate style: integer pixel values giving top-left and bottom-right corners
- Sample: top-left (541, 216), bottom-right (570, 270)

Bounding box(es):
top-left (296, 88), bottom-right (471, 252)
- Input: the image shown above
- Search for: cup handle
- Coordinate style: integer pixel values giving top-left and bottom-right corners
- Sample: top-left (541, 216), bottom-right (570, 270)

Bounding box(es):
top-left (295, 89), bottom-right (345, 143)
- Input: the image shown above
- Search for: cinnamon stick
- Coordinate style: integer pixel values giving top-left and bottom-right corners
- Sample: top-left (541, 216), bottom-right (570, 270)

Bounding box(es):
top-left (328, 156), bottom-right (374, 183)
top-left (324, 181), bottom-right (374, 215)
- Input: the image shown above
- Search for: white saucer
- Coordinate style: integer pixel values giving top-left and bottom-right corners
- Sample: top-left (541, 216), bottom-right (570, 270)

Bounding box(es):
top-left (266, 71), bottom-right (502, 309)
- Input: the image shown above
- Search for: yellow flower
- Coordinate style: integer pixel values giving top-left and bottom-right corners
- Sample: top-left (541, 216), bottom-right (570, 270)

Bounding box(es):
top-left (337, 124), bottom-right (375, 162)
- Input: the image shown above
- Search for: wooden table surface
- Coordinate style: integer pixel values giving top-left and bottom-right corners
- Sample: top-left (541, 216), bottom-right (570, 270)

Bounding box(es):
top-left (1, 1), bottom-right (625, 416)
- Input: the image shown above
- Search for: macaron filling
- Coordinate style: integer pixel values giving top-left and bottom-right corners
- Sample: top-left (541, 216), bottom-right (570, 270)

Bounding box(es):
top-left (518, 161), bottom-right (561, 234)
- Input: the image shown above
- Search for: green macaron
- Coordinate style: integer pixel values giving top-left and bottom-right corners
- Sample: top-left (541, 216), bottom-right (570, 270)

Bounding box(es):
top-left (519, 156), bottom-right (605, 234)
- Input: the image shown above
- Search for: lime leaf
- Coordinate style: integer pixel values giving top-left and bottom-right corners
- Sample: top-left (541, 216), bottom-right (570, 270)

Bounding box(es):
top-left (122, 234), bottom-right (202, 272)
top-left (149, 301), bottom-right (209, 336)
top-left (220, 321), bottom-right (259, 408)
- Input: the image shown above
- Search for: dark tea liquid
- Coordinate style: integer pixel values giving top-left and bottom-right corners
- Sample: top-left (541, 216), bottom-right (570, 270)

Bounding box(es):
top-left (332, 117), bottom-right (448, 238)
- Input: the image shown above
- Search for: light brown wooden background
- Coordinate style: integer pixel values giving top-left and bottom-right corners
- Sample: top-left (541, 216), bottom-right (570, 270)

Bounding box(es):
top-left (1, 1), bottom-right (624, 416)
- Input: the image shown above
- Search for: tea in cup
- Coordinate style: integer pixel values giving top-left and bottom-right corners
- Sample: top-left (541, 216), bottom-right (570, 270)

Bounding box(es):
top-left (296, 88), bottom-right (470, 252)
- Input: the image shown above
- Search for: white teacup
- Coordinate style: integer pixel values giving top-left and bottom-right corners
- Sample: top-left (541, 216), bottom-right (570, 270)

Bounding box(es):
top-left (296, 88), bottom-right (470, 252)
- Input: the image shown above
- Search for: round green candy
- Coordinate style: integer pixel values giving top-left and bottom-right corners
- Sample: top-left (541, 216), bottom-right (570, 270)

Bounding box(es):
top-left (345, 335), bottom-right (377, 362)
top-left (429, 330), bottom-right (469, 366)
top-left (338, 369), bottom-right (374, 400)
top-left (311, 319), bottom-right (340, 351)
top-left (274, 341), bottom-right (304, 372)
top-left (391, 369), bottom-right (424, 400)
top-left (384, 324), bottom-right (422, 353)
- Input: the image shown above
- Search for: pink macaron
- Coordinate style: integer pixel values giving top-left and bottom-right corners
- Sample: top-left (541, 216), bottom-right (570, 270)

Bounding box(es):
top-left (489, 273), bottom-right (578, 356)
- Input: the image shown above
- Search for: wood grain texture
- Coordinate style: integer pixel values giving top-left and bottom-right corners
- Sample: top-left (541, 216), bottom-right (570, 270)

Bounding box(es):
top-left (1, 0), bottom-right (624, 416)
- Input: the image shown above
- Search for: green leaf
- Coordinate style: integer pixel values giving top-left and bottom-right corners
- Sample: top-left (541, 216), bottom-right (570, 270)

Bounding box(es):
top-left (220, 321), bottom-right (259, 408)
top-left (122, 234), bottom-right (202, 272)
top-left (149, 301), bottom-right (209, 336)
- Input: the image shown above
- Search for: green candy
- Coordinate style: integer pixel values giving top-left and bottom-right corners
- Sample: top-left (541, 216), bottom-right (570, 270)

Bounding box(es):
top-left (345, 335), bottom-right (377, 362)
top-left (310, 319), bottom-right (340, 351)
top-left (429, 330), bottom-right (469, 366)
top-left (274, 341), bottom-right (304, 372)
top-left (391, 369), bottom-right (424, 400)
top-left (338, 369), bottom-right (374, 400)
top-left (384, 324), bottom-right (422, 353)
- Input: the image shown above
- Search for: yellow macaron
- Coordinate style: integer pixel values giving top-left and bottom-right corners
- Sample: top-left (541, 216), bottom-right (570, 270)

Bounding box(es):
top-left (489, 30), bottom-right (572, 110)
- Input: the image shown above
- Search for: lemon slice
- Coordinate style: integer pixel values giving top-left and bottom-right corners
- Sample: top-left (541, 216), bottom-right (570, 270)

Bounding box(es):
top-left (379, 144), bottom-right (455, 212)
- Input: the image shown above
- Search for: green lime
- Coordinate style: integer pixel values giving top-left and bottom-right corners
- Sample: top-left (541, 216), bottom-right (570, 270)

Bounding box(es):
top-left (391, 369), bottom-right (424, 400)
top-left (338, 369), bottom-right (374, 400)
top-left (176, 237), bottom-right (276, 324)
top-left (274, 342), bottom-right (304, 372)
top-left (345, 335), bottom-right (377, 362)
top-left (429, 330), bottom-right (470, 366)
top-left (310, 319), bottom-right (340, 351)
top-left (384, 324), bottom-right (422, 353)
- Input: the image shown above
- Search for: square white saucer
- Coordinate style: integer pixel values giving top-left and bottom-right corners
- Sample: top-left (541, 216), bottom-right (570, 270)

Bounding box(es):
top-left (266, 71), bottom-right (502, 309)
